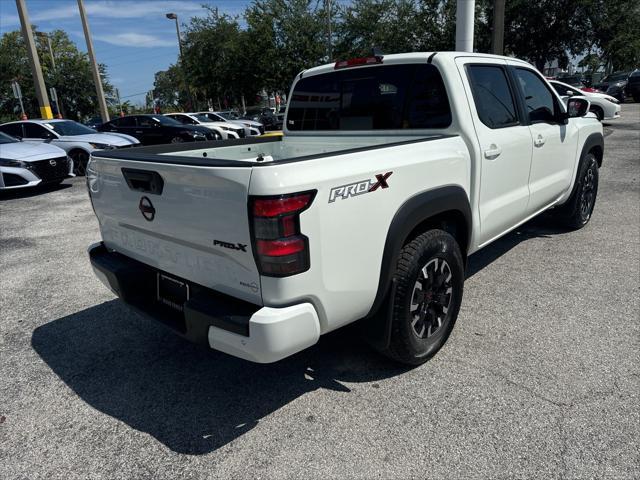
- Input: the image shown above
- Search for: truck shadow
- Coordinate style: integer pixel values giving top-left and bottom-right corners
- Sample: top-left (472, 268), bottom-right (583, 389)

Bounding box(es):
top-left (31, 214), bottom-right (569, 456)
top-left (466, 214), bottom-right (569, 279)
top-left (31, 300), bottom-right (408, 456)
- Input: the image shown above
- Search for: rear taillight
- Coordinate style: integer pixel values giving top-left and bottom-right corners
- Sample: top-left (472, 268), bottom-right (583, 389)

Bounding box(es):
top-left (334, 56), bottom-right (383, 69)
top-left (250, 191), bottom-right (316, 277)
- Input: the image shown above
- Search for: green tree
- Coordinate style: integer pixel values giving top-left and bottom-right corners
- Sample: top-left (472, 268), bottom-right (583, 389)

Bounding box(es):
top-left (181, 9), bottom-right (253, 109)
top-left (0, 28), bottom-right (113, 122)
top-left (498, 0), bottom-right (591, 71)
top-left (152, 65), bottom-right (189, 111)
top-left (244, 0), bottom-right (326, 93)
top-left (583, 0), bottom-right (640, 72)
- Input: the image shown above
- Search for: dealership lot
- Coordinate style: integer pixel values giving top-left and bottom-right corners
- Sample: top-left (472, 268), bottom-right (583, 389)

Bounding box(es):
top-left (1, 105), bottom-right (639, 479)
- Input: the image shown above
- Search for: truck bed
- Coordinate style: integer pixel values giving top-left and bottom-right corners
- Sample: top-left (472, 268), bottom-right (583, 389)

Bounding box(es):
top-left (95, 134), bottom-right (447, 167)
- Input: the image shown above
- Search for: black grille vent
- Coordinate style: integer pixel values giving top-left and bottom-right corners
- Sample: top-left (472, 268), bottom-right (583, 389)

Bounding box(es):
top-left (2, 173), bottom-right (29, 187)
top-left (27, 157), bottom-right (69, 182)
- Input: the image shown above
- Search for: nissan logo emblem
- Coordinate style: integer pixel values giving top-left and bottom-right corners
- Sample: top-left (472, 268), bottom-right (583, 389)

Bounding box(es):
top-left (49, 159), bottom-right (57, 166)
top-left (139, 196), bottom-right (155, 221)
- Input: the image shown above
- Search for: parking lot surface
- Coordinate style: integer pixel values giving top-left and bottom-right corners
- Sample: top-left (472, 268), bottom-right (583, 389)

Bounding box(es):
top-left (1, 105), bottom-right (639, 479)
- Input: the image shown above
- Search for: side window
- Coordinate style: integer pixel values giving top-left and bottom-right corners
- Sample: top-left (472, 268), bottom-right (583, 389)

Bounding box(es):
top-left (137, 116), bottom-right (157, 127)
top-left (0, 123), bottom-right (24, 138)
top-left (514, 68), bottom-right (558, 123)
top-left (24, 123), bottom-right (53, 139)
top-left (551, 83), bottom-right (570, 96)
top-left (110, 117), bottom-right (134, 127)
top-left (405, 64), bottom-right (452, 128)
top-left (467, 65), bottom-right (519, 129)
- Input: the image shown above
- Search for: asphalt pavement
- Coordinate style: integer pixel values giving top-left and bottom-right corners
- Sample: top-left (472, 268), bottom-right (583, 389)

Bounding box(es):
top-left (1, 104), bottom-right (639, 479)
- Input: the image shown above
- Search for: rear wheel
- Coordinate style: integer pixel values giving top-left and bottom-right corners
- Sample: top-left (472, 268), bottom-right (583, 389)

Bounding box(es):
top-left (383, 229), bottom-right (465, 365)
top-left (70, 149), bottom-right (89, 176)
top-left (553, 152), bottom-right (599, 229)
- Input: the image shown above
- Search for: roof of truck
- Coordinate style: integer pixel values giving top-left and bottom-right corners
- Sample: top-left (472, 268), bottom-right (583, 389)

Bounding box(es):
top-left (300, 51), bottom-right (532, 78)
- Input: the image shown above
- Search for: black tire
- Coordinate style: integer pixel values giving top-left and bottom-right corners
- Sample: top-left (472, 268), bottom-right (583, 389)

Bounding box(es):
top-left (633, 94), bottom-right (640, 103)
top-left (553, 152), bottom-right (599, 229)
top-left (384, 229), bottom-right (465, 365)
top-left (70, 149), bottom-right (89, 176)
top-left (590, 106), bottom-right (604, 121)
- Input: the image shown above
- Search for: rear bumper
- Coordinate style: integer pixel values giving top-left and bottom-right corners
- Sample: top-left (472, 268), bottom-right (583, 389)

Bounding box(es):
top-left (88, 242), bottom-right (320, 363)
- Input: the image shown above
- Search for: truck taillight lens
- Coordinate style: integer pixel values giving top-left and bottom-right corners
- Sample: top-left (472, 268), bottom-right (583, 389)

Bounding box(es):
top-left (250, 191), bottom-right (316, 277)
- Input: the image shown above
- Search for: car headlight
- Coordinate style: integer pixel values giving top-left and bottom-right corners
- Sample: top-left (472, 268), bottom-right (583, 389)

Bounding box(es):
top-left (605, 97), bottom-right (619, 104)
top-left (0, 158), bottom-right (28, 168)
top-left (89, 142), bottom-right (115, 150)
top-left (220, 126), bottom-right (233, 131)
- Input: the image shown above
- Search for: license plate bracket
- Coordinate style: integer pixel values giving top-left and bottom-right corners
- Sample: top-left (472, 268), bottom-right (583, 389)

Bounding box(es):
top-left (157, 272), bottom-right (190, 311)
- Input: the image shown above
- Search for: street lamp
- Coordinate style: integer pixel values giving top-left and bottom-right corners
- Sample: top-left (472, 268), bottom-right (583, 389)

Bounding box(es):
top-left (165, 13), bottom-right (183, 57)
top-left (166, 12), bottom-right (194, 110)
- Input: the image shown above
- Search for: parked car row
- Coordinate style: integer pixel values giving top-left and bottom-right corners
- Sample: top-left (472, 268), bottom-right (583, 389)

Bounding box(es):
top-left (0, 110), bottom-right (274, 190)
top-left (551, 70), bottom-right (640, 103)
top-left (549, 80), bottom-right (621, 121)
top-left (0, 119), bottom-right (140, 184)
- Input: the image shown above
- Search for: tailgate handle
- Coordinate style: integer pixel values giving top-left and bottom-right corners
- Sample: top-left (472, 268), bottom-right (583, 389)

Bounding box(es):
top-left (121, 168), bottom-right (164, 195)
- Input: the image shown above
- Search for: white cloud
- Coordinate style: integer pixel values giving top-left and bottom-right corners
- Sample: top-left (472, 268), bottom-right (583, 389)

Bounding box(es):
top-left (0, 1), bottom-right (206, 27)
top-left (93, 32), bottom-right (176, 48)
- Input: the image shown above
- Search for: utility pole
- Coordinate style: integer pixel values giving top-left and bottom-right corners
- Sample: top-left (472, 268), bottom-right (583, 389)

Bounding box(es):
top-left (78, 0), bottom-right (109, 122)
top-left (491, 0), bottom-right (505, 55)
top-left (116, 88), bottom-right (123, 117)
top-left (325, 0), bottom-right (332, 61)
top-left (455, 0), bottom-right (475, 53)
top-left (16, 0), bottom-right (53, 119)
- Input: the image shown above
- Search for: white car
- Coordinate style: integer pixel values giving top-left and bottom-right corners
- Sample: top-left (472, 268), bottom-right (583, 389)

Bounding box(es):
top-left (0, 131), bottom-right (73, 190)
top-left (550, 80), bottom-right (621, 121)
top-left (204, 111), bottom-right (264, 136)
top-left (0, 119), bottom-right (139, 176)
top-left (88, 52), bottom-right (602, 365)
top-left (164, 113), bottom-right (245, 140)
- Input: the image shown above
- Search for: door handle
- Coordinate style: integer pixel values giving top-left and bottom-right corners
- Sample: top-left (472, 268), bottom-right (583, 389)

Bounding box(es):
top-left (135, 130), bottom-right (143, 134)
top-left (534, 134), bottom-right (546, 147)
top-left (483, 144), bottom-right (502, 159)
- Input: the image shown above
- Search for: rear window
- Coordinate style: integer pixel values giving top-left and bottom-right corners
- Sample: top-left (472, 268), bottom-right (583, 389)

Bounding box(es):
top-left (287, 64), bottom-right (451, 131)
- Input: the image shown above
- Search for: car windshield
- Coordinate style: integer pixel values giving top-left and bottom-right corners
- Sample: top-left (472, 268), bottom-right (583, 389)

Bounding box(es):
top-left (48, 121), bottom-right (96, 136)
top-left (0, 132), bottom-right (18, 144)
top-left (192, 114), bottom-right (212, 123)
top-left (148, 115), bottom-right (181, 126)
top-left (220, 111), bottom-right (240, 120)
top-left (604, 73), bottom-right (629, 82)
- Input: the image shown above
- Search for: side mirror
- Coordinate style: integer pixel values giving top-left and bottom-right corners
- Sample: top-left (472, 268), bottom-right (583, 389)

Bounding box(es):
top-left (567, 97), bottom-right (590, 118)
top-left (566, 90), bottom-right (574, 96)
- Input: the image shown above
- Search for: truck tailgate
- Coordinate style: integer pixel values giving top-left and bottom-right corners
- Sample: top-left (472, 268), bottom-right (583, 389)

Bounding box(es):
top-left (88, 156), bottom-right (261, 305)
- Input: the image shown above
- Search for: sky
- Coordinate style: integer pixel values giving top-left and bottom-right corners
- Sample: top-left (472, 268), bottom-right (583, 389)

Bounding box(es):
top-left (0, 0), bottom-right (253, 105)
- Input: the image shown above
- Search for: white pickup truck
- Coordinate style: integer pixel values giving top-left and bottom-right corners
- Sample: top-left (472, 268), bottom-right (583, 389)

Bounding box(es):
top-left (87, 52), bottom-right (603, 365)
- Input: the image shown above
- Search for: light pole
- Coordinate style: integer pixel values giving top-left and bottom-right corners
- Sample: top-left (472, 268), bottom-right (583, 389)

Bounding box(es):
top-left (166, 12), bottom-right (194, 110)
top-left (166, 13), bottom-right (183, 57)
top-left (78, 0), bottom-right (110, 123)
top-left (16, 0), bottom-right (53, 119)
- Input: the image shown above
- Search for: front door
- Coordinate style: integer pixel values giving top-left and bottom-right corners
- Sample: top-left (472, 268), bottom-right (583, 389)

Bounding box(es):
top-left (457, 59), bottom-right (533, 246)
top-left (510, 66), bottom-right (580, 212)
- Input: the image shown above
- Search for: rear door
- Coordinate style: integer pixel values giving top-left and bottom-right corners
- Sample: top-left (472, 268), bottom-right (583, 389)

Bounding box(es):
top-left (511, 66), bottom-right (580, 212)
top-left (23, 122), bottom-right (57, 144)
top-left (89, 155), bottom-right (261, 304)
top-left (457, 59), bottom-right (533, 245)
